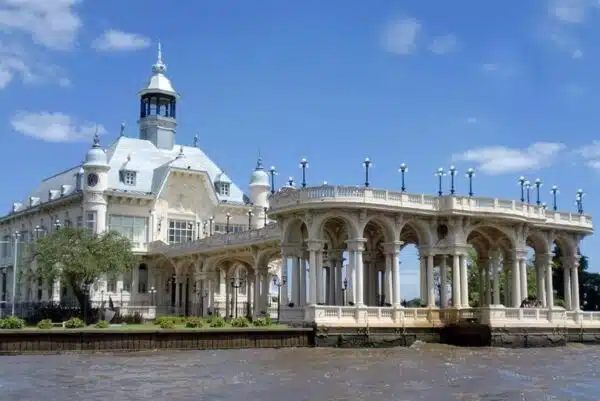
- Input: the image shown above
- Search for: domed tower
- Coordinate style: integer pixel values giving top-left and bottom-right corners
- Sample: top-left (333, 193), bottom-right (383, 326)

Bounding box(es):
top-left (138, 42), bottom-right (180, 150)
top-left (249, 157), bottom-right (270, 228)
top-left (82, 133), bottom-right (110, 235)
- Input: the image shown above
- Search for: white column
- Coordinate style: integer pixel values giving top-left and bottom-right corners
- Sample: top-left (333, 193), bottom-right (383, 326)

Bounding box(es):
top-left (511, 258), bottom-right (521, 307)
top-left (520, 258), bottom-right (528, 301)
top-left (572, 261), bottom-right (580, 311)
top-left (440, 255), bottom-right (448, 308)
top-left (291, 257), bottom-right (299, 305)
top-left (420, 257), bottom-right (426, 301)
top-left (427, 254), bottom-right (435, 308)
top-left (536, 260), bottom-right (545, 306)
top-left (384, 253), bottom-right (392, 306)
top-left (492, 257), bottom-right (500, 305)
top-left (280, 257), bottom-right (289, 307)
top-left (349, 252), bottom-right (356, 303)
top-left (392, 249), bottom-right (401, 306)
top-left (316, 250), bottom-right (324, 304)
top-left (224, 274), bottom-right (231, 317)
top-left (452, 254), bottom-right (461, 307)
top-left (563, 266), bottom-right (572, 310)
top-left (300, 258), bottom-right (307, 306)
top-left (544, 254), bottom-right (553, 309)
top-left (460, 254), bottom-right (469, 308)
top-left (348, 240), bottom-right (365, 307)
top-left (307, 242), bottom-right (320, 305)
top-left (483, 258), bottom-right (491, 306)
top-left (253, 272), bottom-right (260, 316)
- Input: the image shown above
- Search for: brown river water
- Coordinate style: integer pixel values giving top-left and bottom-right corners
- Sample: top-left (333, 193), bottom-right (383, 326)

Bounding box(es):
top-left (0, 343), bottom-right (599, 401)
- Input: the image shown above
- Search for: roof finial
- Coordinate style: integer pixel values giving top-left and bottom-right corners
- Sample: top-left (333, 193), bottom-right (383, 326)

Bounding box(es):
top-left (120, 121), bottom-right (125, 137)
top-left (193, 133), bottom-right (199, 147)
top-left (152, 41), bottom-right (166, 74)
top-left (255, 152), bottom-right (264, 171)
top-left (92, 125), bottom-right (101, 148)
top-left (157, 41), bottom-right (163, 64)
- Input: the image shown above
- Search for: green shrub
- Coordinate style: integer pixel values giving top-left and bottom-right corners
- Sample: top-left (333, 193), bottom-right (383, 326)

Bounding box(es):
top-left (253, 317), bottom-right (268, 327)
top-left (230, 316), bottom-right (250, 328)
top-left (264, 315), bottom-right (273, 326)
top-left (185, 317), bottom-right (204, 328)
top-left (154, 316), bottom-right (185, 326)
top-left (208, 316), bottom-right (226, 328)
top-left (0, 316), bottom-right (25, 329)
top-left (95, 320), bottom-right (109, 329)
top-left (159, 319), bottom-right (175, 329)
top-left (65, 317), bottom-right (85, 329)
top-left (37, 319), bottom-right (53, 329)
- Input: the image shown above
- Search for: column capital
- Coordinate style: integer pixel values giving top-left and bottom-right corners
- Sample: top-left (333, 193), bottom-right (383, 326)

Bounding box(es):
top-left (536, 252), bottom-right (553, 265)
top-left (280, 244), bottom-right (300, 257)
top-left (306, 239), bottom-right (324, 252)
top-left (561, 255), bottom-right (580, 270)
top-left (382, 241), bottom-right (402, 254)
top-left (449, 246), bottom-right (470, 256)
top-left (512, 248), bottom-right (527, 260)
top-left (345, 238), bottom-right (366, 252)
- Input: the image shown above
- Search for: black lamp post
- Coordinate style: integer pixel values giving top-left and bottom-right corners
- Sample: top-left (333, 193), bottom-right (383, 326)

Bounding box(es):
top-left (435, 168), bottom-right (445, 196)
top-left (551, 185), bottom-right (559, 211)
top-left (525, 180), bottom-right (531, 204)
top-left (149, 286), bottom-right (156, 306)
top-left (299, 158), bottom-right (308, 188)
top-left (363, 157), bottom-right (371, 187)
top-left (399, 163), bottom-right (408, 192)
top-left (534, 178), bottom-right (542, 206)
top-left (576, 189), bottom-right (584, 214)
top-left (54, 219), bottom-right (61, 231)
top-left (269, 166), bottom-right (277, 194)
top-left (518, 176), bottom-right (527, 202)
top-left (225, 213), bottom-right (231, 233)
top-left (466, 168), bottom-right (475, 197)
top-left (448, 165), bottom-right (457, 195)
top-left (230, 277), bottom-right (244, 318)
top-left (247, 209), bottom-right (253, 229)
top-left (263, 206), bottom-right (268, 226)
top-left (272, 275), bottom-right (286, 323)
top-left (209, 216), bottom-right (214, 236)
top-left (341, 278), bottom-right (349, 306)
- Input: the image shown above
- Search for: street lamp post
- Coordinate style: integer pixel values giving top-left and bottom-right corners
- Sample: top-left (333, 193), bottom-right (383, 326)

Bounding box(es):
top-left (518, 176), bottom-right (527, 202)
top-left (576, 189), bottom-right (585, 214)
top-left (54, 219), bottom-right (61, 231)
top-left (269, 166), bottom-right (277, 194)
top-left (363, 157), bottom-right (371, 187)
top-left (398, 163), bottom-right (408, 192)
top-left (1, 232), bottom-right (21, 317)
top-left (272, 275), bottom-right (286, 323)
top-left (551, 185), bottom-right (559, 211)
top-left (341, 278), bottom-right (348, 306)
top-left (466, 168), bottom-right (475, 197)
top-left (448, 165), bottom-right (457, 195)
top-left (299, 158), bottom-right (308, 188)
top-left (263, 206), bottom-right (268, 226)
top-left (247, 209), bottom-right (253, 229)
top-left (230, 277), bottom-right (244, 318)
top-left (535, 178), bottom-right (542, 206)
top-left (435, 168), bottom-right (445, 196)
top-left (149, 286), bottom-right (156, 305)
top-left (524, 180), bottom-right (531, 204)
top-left (226, 213), bottom-right (231, 233)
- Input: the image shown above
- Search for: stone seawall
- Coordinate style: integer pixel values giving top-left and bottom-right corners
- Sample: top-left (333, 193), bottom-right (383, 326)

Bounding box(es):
top-left (0, 328), bottom-right (314, 355)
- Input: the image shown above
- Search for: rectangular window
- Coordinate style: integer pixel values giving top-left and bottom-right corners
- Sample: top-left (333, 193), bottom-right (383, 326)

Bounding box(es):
top-left (167, 219), bottom-right (195, 244)
top-left (76, 216), bottom-right (83, 228)
top-left (1, 236), bottom-right (10, 258)
top-left (108, 215), bottom-right (149, 248)
top-left (216, 183), bottom-right (230, 196)
top-left (107, 278), bottom-right (117, 293)
top-left (122, 270), bottom-right (132, 292)
top-left (86, 212), bottom-right (97, 235)
top-left (214, 223), bottom-right (245, 234)
top-left (120, 170), bottom-right (137, 186)
top-left (138, 264), bottom-right (148, 293)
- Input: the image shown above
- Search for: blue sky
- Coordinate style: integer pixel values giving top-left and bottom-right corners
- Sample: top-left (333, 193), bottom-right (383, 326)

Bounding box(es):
top-left (0, 0), bottom-right (599, 298)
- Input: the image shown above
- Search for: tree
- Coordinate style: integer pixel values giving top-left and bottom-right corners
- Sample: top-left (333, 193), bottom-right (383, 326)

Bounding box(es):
top-left (25, 228), bottom-right (137, 314)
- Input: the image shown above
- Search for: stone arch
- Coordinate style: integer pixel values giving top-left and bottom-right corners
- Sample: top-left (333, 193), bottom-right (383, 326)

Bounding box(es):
top-left (282, 216), bottom-right (309, 244)
top-left (256, 248), bottom-right (282, 271)
top-left (552, 233), bottom-right (577, 257)
top-left (310, 211), bottom-right (360, 241)
top-left (399, 219), bottom-right (431, 247)
top-left (358, 215), bottom-right (396, 244)
top-left (526, 231), bottom-right (551, 255)
top-left (465, 223), bottom-right (516, 252)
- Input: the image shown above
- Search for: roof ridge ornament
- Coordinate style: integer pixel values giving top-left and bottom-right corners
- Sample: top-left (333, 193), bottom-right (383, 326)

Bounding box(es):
top-left (152, 41), bottom-right (167, 74)
top-left (255, 156), bottom-right (264, 171)
top-left (92, 126), bottom-right (101, 148)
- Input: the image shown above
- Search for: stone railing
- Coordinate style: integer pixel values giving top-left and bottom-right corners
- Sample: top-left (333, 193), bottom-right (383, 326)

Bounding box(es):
top-left (148, 224), bottom-right (281, 256)
top-left (270, 186), bottom-right (592, 230)
top-left (300, 305), bottom-right (443, 327)
top-left (480, 306), bottom-right (600, 327)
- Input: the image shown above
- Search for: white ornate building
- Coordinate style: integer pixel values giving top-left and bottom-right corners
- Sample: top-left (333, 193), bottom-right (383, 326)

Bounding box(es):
top-left (0, 45), bottom-right (280, 318)
top-left (0, 44), bottom-right (598, 329)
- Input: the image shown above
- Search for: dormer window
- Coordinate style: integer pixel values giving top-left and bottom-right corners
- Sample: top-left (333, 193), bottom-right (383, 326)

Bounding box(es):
top-left (119, 170), bottom-right (137, 186)
top-left (216, 182), bottom-right (230, 196)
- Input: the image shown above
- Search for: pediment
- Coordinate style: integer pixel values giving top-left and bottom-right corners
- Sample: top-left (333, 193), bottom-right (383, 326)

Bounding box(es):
top-left (160, 171), bottom-right (216, 214)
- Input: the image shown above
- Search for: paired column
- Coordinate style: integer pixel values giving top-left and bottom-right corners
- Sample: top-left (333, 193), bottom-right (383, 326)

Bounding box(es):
top-left (492, 254), bottom-right (500, 305)
top-left (427, 254), bottom-right (435, 308)
top-left (452, 254), bottom-right (461, 307)
top-left (511, 258), bottom-right (521, 307)
top-left (460, 254), bottom-right (469, 308)
top-left (346, 239), bottom-right (366, 307)
top-left (440, 255), bottom-right (448, 308)
top-left (306, 240), bottom-right (323, 305)
top-left (383, 242), bottom-right (402, 307)
top-left (539, 253), bottom-right (554, 309)
top-left (568, 256), bottom-right (581, 311)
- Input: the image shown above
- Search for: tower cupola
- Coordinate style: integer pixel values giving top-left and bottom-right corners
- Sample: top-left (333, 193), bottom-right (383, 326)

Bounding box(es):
top-left (138, 42), bottom-right (180, 150)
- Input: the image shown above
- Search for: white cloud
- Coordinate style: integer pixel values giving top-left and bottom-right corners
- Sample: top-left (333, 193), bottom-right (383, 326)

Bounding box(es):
top-left (0, 0), bottom-right (82, 89)
top-left (428, 34), bottom-right (459, 55)
top-left (0, 0), bottom-right (82, 50)
top-left (10, 111), bottom-right (106, 143)
top-left (92, 29), bottom-right (150, 52)
top-left (548, 0), bottom-right (596, 24)
top-left (576, 141), bottom-right (600, 168)
top-left (382, 17), bottom-right (421, 55)
top-left (452, 142), bottom-right (565, 175)
top-left (466, 117), bottom-right (477, 124)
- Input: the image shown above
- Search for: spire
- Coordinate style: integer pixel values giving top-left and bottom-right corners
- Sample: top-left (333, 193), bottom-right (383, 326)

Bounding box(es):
top-left (255, 156), bottom-right (264, 170)
top-left (152, 41), bottom-right (167, 74)
top-left (92, 126), bottom-right (101, 148)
